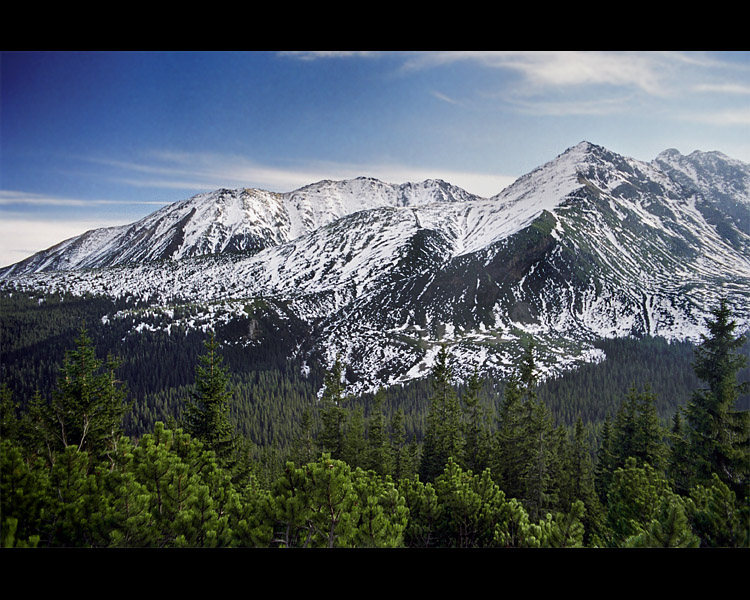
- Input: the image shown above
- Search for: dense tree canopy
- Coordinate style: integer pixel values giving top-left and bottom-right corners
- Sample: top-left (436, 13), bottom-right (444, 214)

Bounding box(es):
top-left (1, 298), bottom-right (748, 547)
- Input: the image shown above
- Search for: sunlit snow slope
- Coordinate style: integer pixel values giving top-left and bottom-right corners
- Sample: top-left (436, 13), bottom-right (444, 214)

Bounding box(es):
top-left (3, 142), bottom-right (749, 392)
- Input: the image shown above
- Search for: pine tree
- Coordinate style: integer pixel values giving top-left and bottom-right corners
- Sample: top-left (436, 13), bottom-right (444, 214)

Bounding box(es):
top-left (610, 385), bottom-right (666, 472)
top-left (594, 417), bottom-right (616, 504)
top-left (493, 374), bottom-right (526, 500)
top-left (45, 325), bottom-right (129, 461)
top-left (390, 408), bottom-right (415, 481)
top-left (183, 332), bottom-right (235, 465)
top-left (342, 405), bottom-right (366, 469)
top-left (318, 357), bottom-right (348, 461)
top-left (366, 388), bottom-right (393, 476)
top-left (666, 410), bottom-right (692, 496)
top-left (624, 496), bottom-right (699, 548)
top-left (520, 396), bottom-right (556, 521)
top-left (419, 345), bottom-right (463, 483)
top-left (460, 367), bottom-right (490, 474)
top-left (684, 298), bottom-right (750, 497)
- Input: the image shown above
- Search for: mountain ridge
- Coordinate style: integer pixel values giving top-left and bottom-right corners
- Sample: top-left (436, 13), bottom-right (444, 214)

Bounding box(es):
top-left (3, 141), bottom-right (749, 394)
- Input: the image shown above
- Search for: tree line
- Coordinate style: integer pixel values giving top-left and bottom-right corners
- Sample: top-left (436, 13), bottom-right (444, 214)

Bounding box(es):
top-left (1, 299), bottom-right (748, 547)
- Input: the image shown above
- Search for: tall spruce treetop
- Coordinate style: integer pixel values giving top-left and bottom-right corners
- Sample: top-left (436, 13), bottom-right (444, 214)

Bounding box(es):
top-left (685, 298), bottom-right (749, 497)
top-left (183, 332), bottom-right (235, 463)
top-left (47, 325), bottom-right (128, 460)
top-left (318, 356), bottom-right (348, 461)
top-left (419, 345), bottom-right (463, 483)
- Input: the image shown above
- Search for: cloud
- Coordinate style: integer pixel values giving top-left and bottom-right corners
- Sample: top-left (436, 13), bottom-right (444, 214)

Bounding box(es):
top-left (279, 51), bottom-right (380, 61)
top-left (693, 83), bottom-right (750, 95)
top-left (80, 150), bottom-right (516, 198)
top-left (0, 216), bottom-right (130, 268)
top-left (686, 108), bottom-right (750, 126)
top-left (0, 190), bottom-right (165, 207)
top-left (401, 51), bottom-right (671, 95)
top-left (430, 90), bottom-right (462, 105)
top-left (302, 50), bottom-right (750, 122)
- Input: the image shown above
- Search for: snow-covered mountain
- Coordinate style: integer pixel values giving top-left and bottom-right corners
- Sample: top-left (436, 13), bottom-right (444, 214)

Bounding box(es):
top-left (3, 141), bottom-right (749, 392)
top-left (0, 178), bottom-right (481, 276)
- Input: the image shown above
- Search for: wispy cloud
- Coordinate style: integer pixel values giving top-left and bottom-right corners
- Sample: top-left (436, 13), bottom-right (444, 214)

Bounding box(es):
top-left (0, 215), bottom-right (132, 268)
top-left (685, 108), bottom-right (750, 126)
top-left (292, 50), bottom-right (750, 122)
top-left (279, 51), bottom-right (381, 61)
top-left (80, 150), bottom-right (515, 198)
top-left (0, 190), bottom-right (166, 207)
top-left (401, 51), bottom-right (670, 94)
top-left (693, 83), bottom-right (750, 95)
top-left (430, 90), bottom-right (462, 105)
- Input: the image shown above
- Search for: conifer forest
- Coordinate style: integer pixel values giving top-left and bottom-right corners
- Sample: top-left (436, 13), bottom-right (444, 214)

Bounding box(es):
top-left (1, 292), bottom-right (748, 548)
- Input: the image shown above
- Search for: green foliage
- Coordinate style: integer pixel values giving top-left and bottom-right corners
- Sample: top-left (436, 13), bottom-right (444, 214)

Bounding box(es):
top-left (318, 357), bottom-right (348, 460)
top-left (610, 385), bottom-right (666, 472)
top-left (432, 459), bottom-right (506, 547)
top-left (42, 325), bottom-right (129, 461)
top-left (2, 295), bottom-right (748, 548)
top-left (460, 368), bottom-right (491, 474)
top-left (624, 495), bottom-right (699, 548)
top-left (419, 345), bottom-right (463, 483)
top-left (685, 473), bottom-right (750, 547)
top-left (365, 388), bottom-right (393, 476)
top-left (183, 332), bottom-right (236, 465)
top-left (684, 298), bottom-right (750, 497)
top-left (605, 457), bottom-right (678, 546)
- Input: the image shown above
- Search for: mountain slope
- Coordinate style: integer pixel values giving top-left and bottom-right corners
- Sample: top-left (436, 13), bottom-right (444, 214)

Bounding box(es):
top-left (2, 141), bottom-right (749, 393)
top-left (0, 178), bottom-right (482, 276)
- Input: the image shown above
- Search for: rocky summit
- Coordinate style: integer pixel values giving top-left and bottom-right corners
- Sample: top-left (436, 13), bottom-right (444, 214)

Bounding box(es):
top-left (3, 141), bottom-right (749, 393)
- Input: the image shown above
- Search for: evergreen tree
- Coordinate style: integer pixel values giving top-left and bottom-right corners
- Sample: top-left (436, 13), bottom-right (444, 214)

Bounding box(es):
top-left (419, 345), bottom-right (463, 483)
top-left (317, 357), bottom-right (348, 461)
top-left (624, 496), bottom-right (700, 548)
top-left (605, 457), bottom-right (676, 546)
top-left (520, 396), bottom-right (556, 521)
top-left (460, 367), bottom-right (490, 474)
top-left (684, 298), bottom-right (750, 497)
top-left (183, 332), bottom-right (235, 465)
top-left (666, 410), bottom-right (692, 496)
top-left (342, 405), bottom-right (366, 469)
top-left (493, 374), bottom-right (526, 500)
top-left (610, 385), bottom-right (666, 472)
top-left (289, 407), bottom-right (316, 467)
top-left (0, 384), bottom-right (20, 444)
top-left (42, 325), bottom-right (129, 462)
top-left (685, 473), bottom-right (749, 548)
top-left (594, 417), bottom-right (615, 504)
top-left (366, 388), bottom-right (393, 476)
top-left (390, 408), bottom-right (415, 481)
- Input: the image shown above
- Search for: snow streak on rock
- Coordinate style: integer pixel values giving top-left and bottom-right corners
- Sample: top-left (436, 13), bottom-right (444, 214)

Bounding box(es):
top-left (3, 142), bottom-right (749, 393)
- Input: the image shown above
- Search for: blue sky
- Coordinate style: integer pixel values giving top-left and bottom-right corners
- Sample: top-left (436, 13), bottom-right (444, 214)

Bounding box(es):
top-left (2, 50), bottom-right (749, 267)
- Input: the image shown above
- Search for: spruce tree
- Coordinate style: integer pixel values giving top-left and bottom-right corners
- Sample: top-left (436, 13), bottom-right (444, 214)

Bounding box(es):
top-left (493, 374), bottom-right (526, 500)
top-left (460, 367), bottom-right (490, 474)
top-left (594, 417), bottom-right (616, 504)
top-left (366, 388), bottom-right (393, 476)
top-left (342, 406), bottom-right (366, 469)
top-left (44, 325), bottom-right (129, 461)
top-left (183, 332), bottom-right (235, 465)
top-left (318, 356), bottom-right (348, 461)
top-left (610, 385), bottom-right (666, 472)
top-left (666, 410), bottom-right (692, 496)
top-left (390, 408), bottom-right (414, 481)
top-left (520, 396), bottom-right (556, 521)
top-left (684, 298), bottom-right (750, 497)
top-left (419, 345), bottom-right (463, 483)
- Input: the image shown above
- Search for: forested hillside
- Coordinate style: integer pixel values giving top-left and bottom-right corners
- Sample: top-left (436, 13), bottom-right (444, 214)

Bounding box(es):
top-left (1, 296), bottom-right (747, 547)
